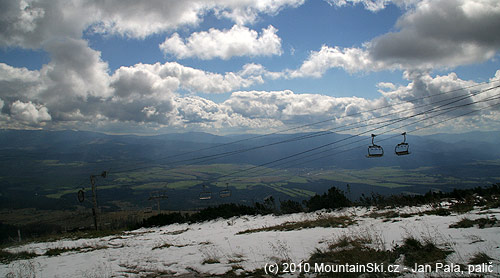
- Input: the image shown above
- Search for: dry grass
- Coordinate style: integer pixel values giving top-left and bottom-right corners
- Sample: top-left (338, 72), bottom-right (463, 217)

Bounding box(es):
top-left (308, 233), bottom-right (395, 278)
top-left (449, 216), bottom-right (498, 229)
top-left (468, 252), bottom-right (493, 265)
top-left (237, 215), bottom-right (355, 234)
top-left (0, 250), bottom-right (38, 264)
top-left (308, 232), bottom-right (454, 277)
top-left (393, 237), bottom-right (453, 270)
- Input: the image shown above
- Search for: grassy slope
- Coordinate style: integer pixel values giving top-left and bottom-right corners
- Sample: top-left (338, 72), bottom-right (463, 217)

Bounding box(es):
top-left (17, 161), bottom-right (500, 201)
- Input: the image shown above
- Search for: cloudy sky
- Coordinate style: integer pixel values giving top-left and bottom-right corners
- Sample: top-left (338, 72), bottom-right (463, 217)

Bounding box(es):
top-left (0, 0), bottom-right (499, 135)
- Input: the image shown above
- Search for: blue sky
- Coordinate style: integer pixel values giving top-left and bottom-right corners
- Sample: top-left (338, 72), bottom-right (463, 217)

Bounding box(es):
top-left (0, 0), bottom-right (499, 134)
top-left (81, 1), bottom-right (406, 99)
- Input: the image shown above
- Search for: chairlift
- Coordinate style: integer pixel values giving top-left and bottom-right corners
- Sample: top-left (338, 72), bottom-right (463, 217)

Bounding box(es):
top-left (199, 185), bottom-right (212, 200)
top-left (366, 134), bottom-right (384, 158)
top-left (219, 183), bottom-right (231, 198)
top-left (77, 188), bottom-right (85, 203)
top-left (395, 132), bottom-right (410, 156)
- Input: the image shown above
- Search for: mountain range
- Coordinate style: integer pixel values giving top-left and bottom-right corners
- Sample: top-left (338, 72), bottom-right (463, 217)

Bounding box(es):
top-left (0, 129), bottom-right (499, 211)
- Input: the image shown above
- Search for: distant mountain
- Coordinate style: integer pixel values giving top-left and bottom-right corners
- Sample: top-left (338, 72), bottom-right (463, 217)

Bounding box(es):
top-left (1, 129), bottom-right (499, 211)
top-left (1, 129), bottom-right (499, 169)
top-left (422, 131), bottom-right (500, 144)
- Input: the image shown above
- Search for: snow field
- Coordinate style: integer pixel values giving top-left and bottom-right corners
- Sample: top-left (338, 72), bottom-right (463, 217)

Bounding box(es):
top-left (1, 205), bottom-right (499, 277)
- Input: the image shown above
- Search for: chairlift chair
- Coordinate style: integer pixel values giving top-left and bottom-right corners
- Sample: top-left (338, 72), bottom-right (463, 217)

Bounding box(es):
top-left (395, 132), bottom-right (410, 156)
top-left (366, 134), bottom-right (384, 158)
top-left (77, 188), bottom-right (85, 203)
top-left (219, 183), bottom-right (231, 198)
top-left (199, 185), bottom-right (212, 200)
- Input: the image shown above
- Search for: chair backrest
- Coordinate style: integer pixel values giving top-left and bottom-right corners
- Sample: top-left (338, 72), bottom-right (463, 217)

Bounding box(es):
top-left (199, 185), bottom-right (212, 200)
top-left (199, 191), bottom-right (212, 200)
top-left (367, 145), bottom-right (384, 157)
top-left (395, 142), bottom-right (410, 156)
top-left (219, 189), bottom-right (231, 198)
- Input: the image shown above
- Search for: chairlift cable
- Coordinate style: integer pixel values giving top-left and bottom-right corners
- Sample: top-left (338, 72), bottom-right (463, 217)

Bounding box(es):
top-left (237, 99), bottom-right (500, 179)
top-left (221, 96), bottom-right (500, 180)
top-left (109, 83), bottom-right (500, 175)
top-left (142, 78), bottom-right (500, 160)
top-left (304, 100), bottom-right (500, 168)
top-left (207, 89), bottom-right (500, 183)
top-left (105, 81), bottom-right (500, 174)
top-left (164, 87), bottom-right (488, 165)
top-left (237, 93), bottom-right (500, 176)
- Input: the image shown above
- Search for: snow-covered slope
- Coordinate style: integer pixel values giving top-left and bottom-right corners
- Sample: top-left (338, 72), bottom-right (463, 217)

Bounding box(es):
top-left (1, 204), bottom-right (499, 277)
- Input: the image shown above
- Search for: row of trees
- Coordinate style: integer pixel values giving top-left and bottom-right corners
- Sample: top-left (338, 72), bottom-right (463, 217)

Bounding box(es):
top-left (140, 183), bottom-right (500, 227)
top-left (357, 183), bottom-right (500, 207)
top-left (140, 186), bottom-right (352, 227)
top-left (5, 184), bottom-right (496, 242)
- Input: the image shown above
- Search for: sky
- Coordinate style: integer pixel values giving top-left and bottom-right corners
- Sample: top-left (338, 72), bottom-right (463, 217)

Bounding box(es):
top-left (0, 0), bottom-right (499, 135)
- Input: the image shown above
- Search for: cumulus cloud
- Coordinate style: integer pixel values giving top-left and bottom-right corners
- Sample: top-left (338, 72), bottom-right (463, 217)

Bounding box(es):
top-left (1, 51), bottom-right (499, 133)
top-left (0, 63), bottom-right (41, 103)
top-left (89, 0), bottom-right (305, 38)
top-left (103, 60), bottom-right (270, 124)
top-left (288, 45), bottom-right (387, 78)
top-left (292, 0), bottom-right (500, 77)
top-left (238, 63), bottom-right (283, 81)
top-left (369, 0), bottom-right (500, 67)
top-left (111, 61), bottom-right (267, 95)
top-left (217, 71), bottom-right (500, 134)
top-left (214, 0), bottom-right (306, 25)
top-left (1, 0), bottom-right (499, 134)
top-left (223, 90), bottom-right (376, 124)
top-left (175, 96), bottom-right (284, 131)
top-left (0, 54), bottom-right (275, 129)
top-left (0, 0), bottom-right (305, 48)
top-left (159, 25), bottom-right (282, 60)
top-left (10, 100), bottom-right (51, 124)
top-left (375, 70), bottom-right (500, 133)
top-left (172, 90), bottom-right (378, 132)
top-left (324, 0), bottom-right (419, 12)
top-left (0, 0), bottom-right (91, 49)
top-left (0, 40), bottom-right (109, 126)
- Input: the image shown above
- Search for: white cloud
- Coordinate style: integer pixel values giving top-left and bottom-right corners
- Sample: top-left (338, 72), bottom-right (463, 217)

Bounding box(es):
top-left (288, 45), bottom-right (387, 78)
top-left (2, 50), bottom-right (499, 133)
top-left (10, 100), bottom-right (51, 124)
top-left (173, 90), bottom-right (374, 132)
top-left (369, 0), bottom-right (500, 68)
top-left (168, 96), bottom-right (285, 132)
top-left (222, 90), bottom-right (376, 123)
top-left (0, 0), bottom-right (91, 48)
top-left (1, 0), bottom-right (499, 134)
top-left (90, 0), bottom-right (305, 38)
top-left (293, 0), bottom-right (500, 77)
top-left (0, 63), bottom-right (40, 82)
top-left (376, 70), bottom-right (500, 133)
top-left (217, 71), bottom-right (500, 134)
top-left (0, 63), bottom-right (41, 104)
top-left (214, 0), bottom-right (306, 25)
top-left (0, 0), bottom-right (305, 49)
top-left (238, 63), bottom-right (283, 81)
top-left (42, 38), bottom-right (111, 99)
top-left (150, 61), bottom-right (265, 93)
top-left (377, 82), bottom-right (397, 91)
top-left (324, 0), bottom-right (420, 12)
top-left (159, 25), bottom-right (282, 60)
top-left (0, 49), bottom-right (274, 129)
top-left (325, 0), bottom-right (389, 11)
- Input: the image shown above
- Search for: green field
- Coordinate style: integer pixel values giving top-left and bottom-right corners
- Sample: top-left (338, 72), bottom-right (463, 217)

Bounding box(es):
top-left (2, 154), bottom-right (499, 215)
top-left (37, 162), bottom-right (500, 201)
